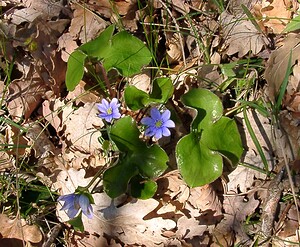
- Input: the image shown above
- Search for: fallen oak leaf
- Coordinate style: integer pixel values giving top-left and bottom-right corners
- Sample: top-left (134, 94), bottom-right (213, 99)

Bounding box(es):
top-left (221, 11), bottom-right (268, 57)
top-left (0, 214), bottom-right (43, 245)
top-left (63, 102), bottom-right (104, 154)
top-left (7, 76), bottom-right (48, 121)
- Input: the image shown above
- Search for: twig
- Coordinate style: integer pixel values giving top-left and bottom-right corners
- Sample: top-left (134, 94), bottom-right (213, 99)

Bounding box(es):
top-left (42, 223), bottom-right (63, 247)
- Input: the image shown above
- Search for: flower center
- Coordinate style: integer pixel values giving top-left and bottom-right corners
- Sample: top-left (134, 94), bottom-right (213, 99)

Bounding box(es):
top-left (106, 107), bottom-right (112, 114)
top-left (155, 120), bottom-right (163, 128)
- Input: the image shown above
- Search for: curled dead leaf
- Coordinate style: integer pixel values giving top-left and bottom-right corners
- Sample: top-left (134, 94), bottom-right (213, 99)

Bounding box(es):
top-left (265, 33), bottom-right (300, 101)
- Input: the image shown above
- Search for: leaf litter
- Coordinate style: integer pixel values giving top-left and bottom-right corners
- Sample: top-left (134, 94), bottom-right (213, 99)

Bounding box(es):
top-left (1, 0), bottom-right (300, 246)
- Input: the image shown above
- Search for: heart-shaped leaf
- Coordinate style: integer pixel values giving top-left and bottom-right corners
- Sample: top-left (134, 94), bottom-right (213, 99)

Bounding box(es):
top-left (176, 88), bottom-right (243, 187)
top-left (103, 116), bottom-right (168, 198)
top-left (65, 25), bottom-right (152, 91)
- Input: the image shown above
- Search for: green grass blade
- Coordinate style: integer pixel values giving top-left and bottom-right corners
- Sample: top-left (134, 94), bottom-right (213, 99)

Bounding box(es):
top-left (275, 50), bottom-right (292, 112)
top-left (243, 107), bottom-right (270, 174)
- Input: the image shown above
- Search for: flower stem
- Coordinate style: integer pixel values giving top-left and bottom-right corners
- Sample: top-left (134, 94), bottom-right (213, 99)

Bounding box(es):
top-left (83, 166), bottom-right (106, 191)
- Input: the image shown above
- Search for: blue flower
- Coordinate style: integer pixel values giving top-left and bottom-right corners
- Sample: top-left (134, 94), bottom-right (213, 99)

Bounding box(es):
top-left (58, 193), bottom-right (93, 219)
top-left (97, 98), bottom-right (121, 122)
top-left (141, 108), bottom-right (175, 140)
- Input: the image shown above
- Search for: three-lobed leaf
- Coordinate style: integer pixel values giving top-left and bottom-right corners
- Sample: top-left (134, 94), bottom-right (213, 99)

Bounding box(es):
top-left (65, 25), bottom-right (152, 91)
top-left (103, 116), bottom-right (168, 198)
top-left (176, 88), bottom-right (243, 187)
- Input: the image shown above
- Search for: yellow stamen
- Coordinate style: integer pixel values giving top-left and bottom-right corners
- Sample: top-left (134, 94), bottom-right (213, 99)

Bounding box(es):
top-left (107, 107), bottom-right (112, 114)
top-left (155, 120), bottom-right (162, 127)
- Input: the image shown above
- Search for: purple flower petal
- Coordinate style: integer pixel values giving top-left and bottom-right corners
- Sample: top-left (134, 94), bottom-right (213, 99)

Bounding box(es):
top-left (97, 98), bottom-right (121, 122)
top-left (112, 111), bottom-right (121, 119)
top-left (154, 128), bottom-right (163, 139)
top-left (101, 99), bottom-right (109, 108)
top-left (66, 207), bottom-right (79, 219)
top-left (164, 119), bottom-right (175, 128)
top-left (142, 107), bottom-right (175, 140)
top-left (58, 193), bottom-right (94, 219)
top-left (161, 110), bottom-right (171, 122)
top-left (79, 194), bottom-right (93, 219)
top-left (150, 107), bottom-right (161, 120)
top-left (97, 104), bottom-right (108, 113)
top-left (162, 127), bottom-right (171, 137)
top-left (141, 117), bottom-right (155, 126)
top-left (110, 98), bottom-right (120, 108)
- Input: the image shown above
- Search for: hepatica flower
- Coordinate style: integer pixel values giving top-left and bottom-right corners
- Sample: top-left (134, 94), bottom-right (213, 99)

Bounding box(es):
top-left (58, 193), bottom-right (93, 219)
top-left (141, 107), bottom-right (175, 140)
top-left (97, 98), bottom-right (121, 123)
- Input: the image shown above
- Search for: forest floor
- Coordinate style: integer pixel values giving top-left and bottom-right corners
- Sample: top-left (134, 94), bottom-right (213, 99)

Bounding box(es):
top-left (1, 0), bottom-right (300, 246)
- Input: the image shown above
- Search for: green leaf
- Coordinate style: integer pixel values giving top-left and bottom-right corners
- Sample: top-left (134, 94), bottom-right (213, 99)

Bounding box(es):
top-left (109, 116), bottom-right (144, 152)
top-left (203, 117), bottom-right (243, 166)
top-left (124, 77), bottom-right (174, 110)
top-left (129, 176), bottom-right (158, 199)
top-left (65, 50), bottom-right (87, 91)
top-left (103, 159), bottom-right (139, 198)
top-left (65, 25), bottom-right (152, 91)
top-left (103, 116), bottom-right (168, 198)
top-left (124, 86), bottom-right (150, 110)
top-left (79, 25), bottom-right (115, 58)
top-left (181, 88), bottom-right (223, 131)
top-left (132, 144), bottom-right (168, 178)
top-left (103, 31), bottom-right (152, 76)
top-left (283, 15), bottom-right (300, 33)
top-left (150, 77), bottom-right (174, 102)
top-left (176, 133), bottom-right (223, 186)
top-left (176, 88), bottom-right (243, 187)
top-left (68, 213), bottom-right (84, 232)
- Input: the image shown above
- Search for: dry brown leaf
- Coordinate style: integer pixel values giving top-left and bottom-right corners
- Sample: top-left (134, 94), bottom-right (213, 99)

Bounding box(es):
top-left (25, 122), bottom-right (56, 158)
top-left (265, 33), bottom-right (300, 101)
top-left (213, 193), bottom-right (259, 245)
top-left (63, 102), bottom-right (104, 154)
top-left (66, 81), bottom-right (101, 105)
top-left (128, 71), bottom-right (151, 93)
top-left (0, 214), bottom-right (43, 245)
top-left (166, 33), bottom-right (184, 64)
top-left (175, 216), bottom-right (208, 239)
top-left (58, 32), bottom-right (78, 62)
top-left (171, 0), bottom-right (190, 15)
top-left (279, 110), bottom-right (300, 159)
top-left (189, 184), bottom-right (223, 218)
top-left (9, 0), bottom-right (65, 25)
top-left (260, 0), bottom-right (292, 34)
top-left (5, 125), bottom-right (29, 157)
top-left (72, 4), bottom-right (107, 43)
top-left (57, 3), bottom-right (107, 62)
top-left (221, 11), bottom-right (268, 57)
top-left (42, 99), bottom-right (64, 132)
top-left (156, 171), bottom-right (223, 243)
top-left (7, 76), bottom-right (48, 120)
top-left (0, 134), bottom-right (14, 171)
